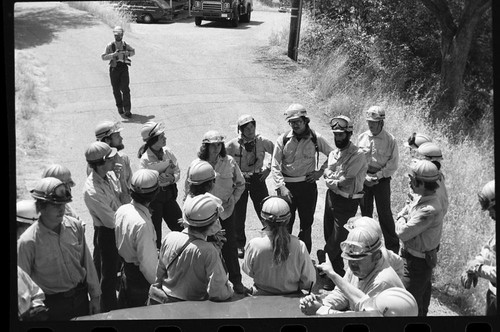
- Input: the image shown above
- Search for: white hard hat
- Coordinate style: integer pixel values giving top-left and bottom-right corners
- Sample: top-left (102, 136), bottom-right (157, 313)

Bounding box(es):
top-left (16, 200), bottom-right (39, 224)
top-left (141, 121), bottom-right (165, 142)
top-left (113, 26), bottom-right (124, 34)
top-left (409, 159), bottom-right (440, 182)
top-left (260, 196), bottom-right (291, 223)
top-left (374, 287), bottom-right (418, 316)
top-left (183, 193), bottom-right (222, 227)
top-left (330, 115), bottom-right (353, 133)
top-left (95, 120), bottom-right (123, 140)
top-left (478, 180), bottom-right (495, 211)
top-left (406, 132), bottom-right (432, 149)
top-left (237, 114), bottom-right (256, 128)
top-left (188, 160), bottom-right (216, 184)
top-left (202, 130), bottom-right (225, 144)
top-left (340, 225), bottom-right (382, 260)
top-left (30, 177), bottom-right (72, 204)
top-left (365, 106), bottom-right (385, 121)
top-left (344, 216), bottom-right (382, 239)
top-left (85, 141), bottom-right (117, 164)
top-left (42, 164), bottom-right (75, 187)
top-left (416, 142), bottom-right (443, 161)
top-left (284, 104), bottom-right (308, 121)
top-left (130, 169), bottom-right (159, 194)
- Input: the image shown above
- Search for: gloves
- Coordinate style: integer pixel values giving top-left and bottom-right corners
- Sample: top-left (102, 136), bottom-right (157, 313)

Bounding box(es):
top-left (211, 230), bottom-right (227, 250)
top-left (460, 270), bottom-right (478, 289)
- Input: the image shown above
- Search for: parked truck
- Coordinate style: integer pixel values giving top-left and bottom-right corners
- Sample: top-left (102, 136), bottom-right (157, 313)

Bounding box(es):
top-left (191, 0), bottom-right (253, 27)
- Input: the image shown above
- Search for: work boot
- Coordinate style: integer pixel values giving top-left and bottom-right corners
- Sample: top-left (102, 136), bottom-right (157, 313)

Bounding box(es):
top-left (117, 107), bottom-right (124, 115)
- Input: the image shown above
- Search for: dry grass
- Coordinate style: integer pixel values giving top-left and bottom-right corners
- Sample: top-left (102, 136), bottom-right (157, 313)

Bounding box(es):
top-left (65, 1), bottom-right (134, 30)
top-left (264, 13), bottom-right (495, 316)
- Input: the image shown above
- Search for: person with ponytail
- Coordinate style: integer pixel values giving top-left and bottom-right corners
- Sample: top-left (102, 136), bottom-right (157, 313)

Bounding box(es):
top-left (138, 121), bottom-right (183, 249)
top-left (242, 196), bottom-right (316, 295)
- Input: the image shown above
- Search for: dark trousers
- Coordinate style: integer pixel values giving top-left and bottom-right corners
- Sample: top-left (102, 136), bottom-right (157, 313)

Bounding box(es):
top-left (150, 184), bottom-right (184, 249)
top-left (323, 190), bottom-right (360, 276)
top-left (360, 177), bottom-right (400, 254)
top-left (220, 214), bottom-right (242, 286)
top-left (109, 64), bottom-right (131, 112)
top-left (93, 226), bottom-right (120, 312)
top-left (44, 283), bottom-right (89, 320)
top-left (285, 181), bottom-right (318, 253)
top-left (234, 174), bottom-right (269, 248)
top-left (118, 262), bottom-right (150, 309)
top-left (401, 250), bottom-right (433, 316)
top-left (486, 289), bottom-right (497, 316)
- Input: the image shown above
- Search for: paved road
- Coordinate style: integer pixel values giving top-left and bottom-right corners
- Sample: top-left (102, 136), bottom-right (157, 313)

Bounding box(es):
top-left (14, 2), bottom-right (334, 293)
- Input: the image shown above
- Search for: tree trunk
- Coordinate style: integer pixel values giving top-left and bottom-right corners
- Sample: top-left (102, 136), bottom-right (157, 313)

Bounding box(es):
top-left (419, 0), bottom-right (490, 121)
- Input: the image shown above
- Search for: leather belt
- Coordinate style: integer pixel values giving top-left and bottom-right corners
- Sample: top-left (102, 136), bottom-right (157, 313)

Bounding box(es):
top-left (331, 189), bottom-right (364, 199)
top-left (242, 172), bottom-right (261, 177)
top-left (403, 247), bottom-right (426, 259)
top-left (284, 175), bottom-right (306, 183)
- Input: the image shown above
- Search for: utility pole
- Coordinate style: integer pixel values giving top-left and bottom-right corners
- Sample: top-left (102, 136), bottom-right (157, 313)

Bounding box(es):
top-left (287, 0), bottom-right (303, 61)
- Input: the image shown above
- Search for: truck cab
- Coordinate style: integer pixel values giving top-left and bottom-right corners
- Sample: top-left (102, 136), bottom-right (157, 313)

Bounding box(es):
top-left (191, 0), bottom-right (253, 27)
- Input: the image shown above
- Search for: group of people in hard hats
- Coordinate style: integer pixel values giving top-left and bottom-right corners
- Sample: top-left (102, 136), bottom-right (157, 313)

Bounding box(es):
top-left (16, 102), bottom-right (495, 320)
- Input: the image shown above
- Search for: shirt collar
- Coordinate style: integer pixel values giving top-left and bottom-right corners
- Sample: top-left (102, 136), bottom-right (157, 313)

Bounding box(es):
top-left (367, 128), bottom-right (386, 138)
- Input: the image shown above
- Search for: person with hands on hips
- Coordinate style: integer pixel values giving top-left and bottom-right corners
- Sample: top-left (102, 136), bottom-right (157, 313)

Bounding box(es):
top-left (460, 179), bottom-right (496, 316)
top-left (271, 103), bottom-right (333, 252)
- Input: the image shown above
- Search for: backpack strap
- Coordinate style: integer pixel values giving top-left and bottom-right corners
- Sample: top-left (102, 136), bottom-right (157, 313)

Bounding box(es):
top-left (282, 129), bottom-right (320, 169)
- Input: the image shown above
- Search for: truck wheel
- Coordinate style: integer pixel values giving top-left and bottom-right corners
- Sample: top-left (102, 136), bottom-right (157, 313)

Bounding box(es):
top-left (241, 5), bottom-right (251, 23)
top-left (231, 8), bottom-right (239, 27)
top-left (195, 17), bottom-right (202, 26)
top-left (143, 14), bottom-right (153, 23)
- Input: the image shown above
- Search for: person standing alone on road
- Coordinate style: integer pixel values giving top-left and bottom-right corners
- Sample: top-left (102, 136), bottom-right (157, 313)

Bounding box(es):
top-left (101, 26), bottom-right (135, 118)
top-left (138, 121), bottom-right (184, 249)
top-left (226, 115), bottom-right (274, 258)
top-left (271, 103), bottom-right (333, 253)
top-left (358, 106), bottom-right (400, 254)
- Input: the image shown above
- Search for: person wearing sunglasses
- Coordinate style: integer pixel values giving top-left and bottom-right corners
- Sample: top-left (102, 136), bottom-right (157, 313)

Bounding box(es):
top-left (18, 177), bottom-right (101, 320)
top-left (184, 130), bottom-right (250, 295)
top-left (460, 180), bottom-right (496, 316)
top-left (83, 141), bottom-right (123, 313)
top-left (317, 115), bottom-right (367, 291)
top-left (138, 121), bottom-right (184, 249)
top-left (357, 106), bottom-right (400, 255)
top-left (395, 159), bottom-right (445, 316)
top-left (300, 224), bottom-right (403, 315)
top-left (226, 114), bottom-right (275, 259)
top-left (271, 104), bottom-right (333, 254)
top-left (94, 120), bottom-right (133, 205)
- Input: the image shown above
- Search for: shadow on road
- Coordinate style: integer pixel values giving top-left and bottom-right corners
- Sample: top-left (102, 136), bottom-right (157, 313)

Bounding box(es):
top-left (121, 113), bottom-right (156, 124)
top-left (14, 6), bottom-right (99, 50)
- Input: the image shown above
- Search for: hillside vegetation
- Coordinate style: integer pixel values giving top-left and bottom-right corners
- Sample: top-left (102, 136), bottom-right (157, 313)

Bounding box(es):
top-left (266, 0), bottom-right (494, 316)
